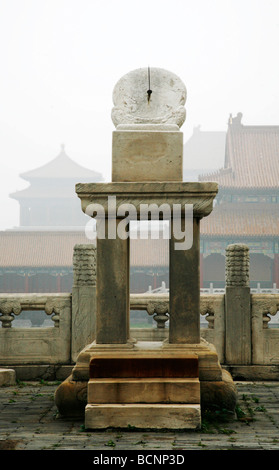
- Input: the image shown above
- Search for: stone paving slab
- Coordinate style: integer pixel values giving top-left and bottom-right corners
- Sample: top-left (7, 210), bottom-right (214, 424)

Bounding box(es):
top-left (0, 381), bottom-right (279, 454)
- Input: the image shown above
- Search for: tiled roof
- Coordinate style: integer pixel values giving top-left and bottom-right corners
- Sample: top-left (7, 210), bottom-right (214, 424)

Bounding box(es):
top-left (0, 231), bottom-right (169, 268)
top-left (0, 231), bottom-right (91, 268)
top-left (10, 147), bottom-right (104, 201)
top-left (0, 201), bottom-right (277, 270)
top-left (199, 124), bottom-right (279, 189)
top-left (20, 146), bottom-right (103, 181)
top-left (200, 203), bottom-right (279, 237)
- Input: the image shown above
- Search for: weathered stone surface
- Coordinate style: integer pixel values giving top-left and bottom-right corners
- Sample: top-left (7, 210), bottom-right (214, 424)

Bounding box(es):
top-left (73, 340), bottom-right (223, 382)
top-left (224, 364), bottom-right (279, 380)
top-left (169, 217), bottom-right (200, 344)
top-left (76, 181), bottom-right (219, 220)
top-left (0, 368), bottom-right (16, 386)
top-left (225, 286), bottom-right (251, 364)
top-left (111, 67), bottom-right (187, 128)
top-left (162, 338), bottom-right (223, 381)
top-left (72, 244), bottom-right (97, 361)
top-left (251, 293), bottom-right (279, 364)
top-left (112, 129), bottom-right (183, 182)
top-left (9, 364), bottom-right (72, 381)
top-left (56, 342), bottom-right (236, 418)
top-left (71, 286), bottom-right (96, 362)
top-left (54, 374), bottom-right (87, 417)
top-left (87, 378), bottom-right (200, 404)
top-left (89, 355), bottom-right (199, 378)
top-left (0, 294), bottom-right (71, 364)
top-left (85, 404), bottom-right (201, 430)
top-left (226, 243), bottom-right (250, 287)
top-left (200, 294), bottom-right (225, 363)
top-left (95, 218), bottom-right (130, 344)
top-left (225, 243), bottom-right (251, 365)
top-left (73, 244), bottom-right (96, 287)
top-left (200, 369), bottom-right (237, 413)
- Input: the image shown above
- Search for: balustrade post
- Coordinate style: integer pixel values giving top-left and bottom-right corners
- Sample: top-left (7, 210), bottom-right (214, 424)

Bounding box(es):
top-left (225, 244), bottom-right (251, 364)
top-left (71, 244), bottom-right (97, 361)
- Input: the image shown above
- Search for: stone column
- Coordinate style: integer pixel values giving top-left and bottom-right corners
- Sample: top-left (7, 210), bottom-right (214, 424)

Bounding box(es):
top-left (71, 244), bottom-right (96, 362)
top-left (169, 217), bottom-right (200, 344)
top-left (95, 218), bottom-right (130, 344)
top-left (225, 243), bottom-right (251, 364)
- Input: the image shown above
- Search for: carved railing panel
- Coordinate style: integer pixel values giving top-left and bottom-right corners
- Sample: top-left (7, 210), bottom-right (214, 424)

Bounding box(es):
top-left (251, 294), bottom-right (279, 364)
top-left (0, 294), bottom-right (70, 328)
top-left (200, 294), bottom-right (225, 362)
top-left (0, 294), bottom-right (71, 364)
top-left (130, 293), bottom-right (225, 361)
top-left (130, 293), bottom-right (169, 330)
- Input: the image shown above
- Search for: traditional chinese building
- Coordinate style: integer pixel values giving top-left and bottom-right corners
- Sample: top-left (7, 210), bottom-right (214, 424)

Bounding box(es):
top-left (0, 146), bottom-right (103, 293)
top-left (10, 144), bottom-right (103, 228)
top-left (199, 113), bottom-right (279, 288)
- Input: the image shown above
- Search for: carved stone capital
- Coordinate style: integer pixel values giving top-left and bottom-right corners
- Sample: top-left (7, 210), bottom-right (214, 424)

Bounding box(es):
top-left (0, 300), bottom-right (22, 328)
top-left (226, 244), bottom-right (250, 287)
top-left (76, 182), bottom-right (218, 220)
top-left (146, 301), bottom-right (169, 329)
top-left (73, 244), bottom-right (96, 287)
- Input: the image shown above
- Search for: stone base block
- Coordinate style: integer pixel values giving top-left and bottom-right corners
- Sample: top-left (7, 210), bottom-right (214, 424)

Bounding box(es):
top-left (162, 338), bottom-right (223, 381)
top-left (88, 378), bottom-right (200, 404)
top-left (58, 340), bottom-right (237, 420)
top-left (89, 355), bottom-right (199, 378)
top-left (0, 368), bottom-right (16, 386)
top-left (55, 369), bottom-right (237, 418)
top-left (224, 364), bottom-right (279, 381)
top-left (85, 403), bottom-right (201, 430)
top-left (54, 374), bottom-right (87, 417)
top-left (72, 339), bottom-right (219, 381)
top-left (112, 130), bottom-right (183, 182)
top-left (200, 369), bottom-right (237, 414)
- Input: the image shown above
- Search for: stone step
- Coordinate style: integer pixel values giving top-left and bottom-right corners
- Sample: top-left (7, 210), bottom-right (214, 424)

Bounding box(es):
top-left (85, 403), bottom-right (201, 430)
top-left (87, 377), bottom-right (200, 404)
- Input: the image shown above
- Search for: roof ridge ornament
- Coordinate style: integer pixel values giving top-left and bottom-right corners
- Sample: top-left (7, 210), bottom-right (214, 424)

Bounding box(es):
top-left (229, 112), bottom-right (243, 127)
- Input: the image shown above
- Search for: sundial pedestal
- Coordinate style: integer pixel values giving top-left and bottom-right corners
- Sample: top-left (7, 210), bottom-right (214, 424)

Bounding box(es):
top-left (55, 67), bottom-right (237, 427)
top-left (112, 124), bottom-right (183, 182)
top-left (71, 182), bottom-right (232, 430)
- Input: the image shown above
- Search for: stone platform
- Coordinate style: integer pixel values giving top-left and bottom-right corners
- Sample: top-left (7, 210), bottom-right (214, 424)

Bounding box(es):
top-left (55, 340), bottom-right (237, 422)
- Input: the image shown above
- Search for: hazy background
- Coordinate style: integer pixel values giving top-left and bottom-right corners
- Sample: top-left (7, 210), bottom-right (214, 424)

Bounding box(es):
top-left (1, 0), bottom-right (279, 229)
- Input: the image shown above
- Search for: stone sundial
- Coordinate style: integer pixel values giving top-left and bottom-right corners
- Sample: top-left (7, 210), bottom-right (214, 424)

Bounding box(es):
top-left (111, 67), bottom-right (187, 182)
top-left (55, 66), bottom-right (235, 432)
top-left (111, 67), bottom-right (187, 129)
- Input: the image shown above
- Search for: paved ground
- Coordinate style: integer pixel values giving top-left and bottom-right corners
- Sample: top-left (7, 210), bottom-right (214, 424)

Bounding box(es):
top-left (1, 380), bottom-right (279, 453)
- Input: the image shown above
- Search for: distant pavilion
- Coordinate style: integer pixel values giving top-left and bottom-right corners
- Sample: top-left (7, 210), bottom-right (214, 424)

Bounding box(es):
top-left (10, 144), bottom-right (103, 227)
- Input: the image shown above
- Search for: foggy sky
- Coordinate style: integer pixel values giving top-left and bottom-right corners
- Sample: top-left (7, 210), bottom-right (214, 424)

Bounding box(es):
top-left (1, 0), bottom-right (279, 229)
